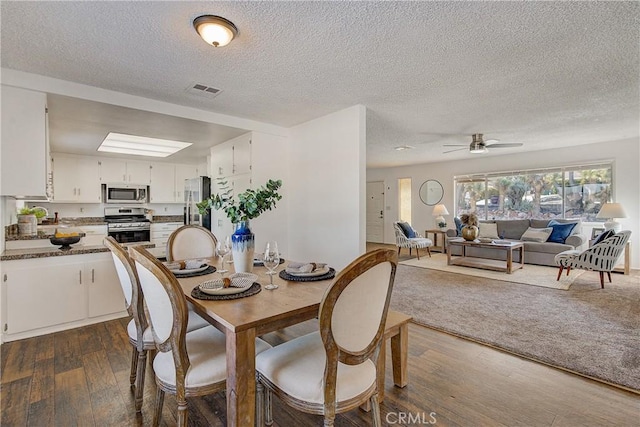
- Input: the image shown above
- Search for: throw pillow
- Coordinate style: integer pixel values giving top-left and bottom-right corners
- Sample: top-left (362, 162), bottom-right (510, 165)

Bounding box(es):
top-left (397, 222), bottom-right (417, 238)
top-left (454, 217), bottom-right (463, 236)
top-left (547, 220), bottom-right (577, 243)
top-left (521, 227), bottom-right (553, 242)
top-left (592, 229), bottom-right (615, 245)
top-left (478, 222), bottom-right (499, 239)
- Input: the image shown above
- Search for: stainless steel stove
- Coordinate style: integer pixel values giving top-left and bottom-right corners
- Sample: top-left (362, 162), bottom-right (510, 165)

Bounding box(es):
top-left (105, 207), bottom-right (151, 243)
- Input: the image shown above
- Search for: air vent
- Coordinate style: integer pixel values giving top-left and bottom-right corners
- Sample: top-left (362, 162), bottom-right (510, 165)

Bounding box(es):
top-left (186, 83), bottom-right (223, 98)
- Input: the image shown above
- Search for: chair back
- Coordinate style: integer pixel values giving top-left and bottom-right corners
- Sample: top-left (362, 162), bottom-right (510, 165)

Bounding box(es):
top-left (166, 224), bottom-right (218, 261)
top-left (587, 230), bottom-right (631, 271)
top-left (393, 222), bottom-right (408, 243)
top-left (129, 245), bottom-right (190, 378)
top-left (318, 249), bottom-right (397, 406)
top-left (104, 236), bottom-right (147, 346)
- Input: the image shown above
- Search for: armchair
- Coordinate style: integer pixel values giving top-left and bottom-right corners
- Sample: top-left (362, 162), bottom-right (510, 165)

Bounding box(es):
top-left (554, 230), bottom-right (631, 288)
top-left (393, 221), bottom-right (432, 260)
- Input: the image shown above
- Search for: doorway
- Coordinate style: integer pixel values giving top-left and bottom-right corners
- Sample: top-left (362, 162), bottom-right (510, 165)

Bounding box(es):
top-left (366, 181), bottom-right (385, 243)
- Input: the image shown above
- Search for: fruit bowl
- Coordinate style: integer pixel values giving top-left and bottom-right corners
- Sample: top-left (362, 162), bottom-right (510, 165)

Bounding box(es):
top-left (50, 236), bottom-right (81, 250)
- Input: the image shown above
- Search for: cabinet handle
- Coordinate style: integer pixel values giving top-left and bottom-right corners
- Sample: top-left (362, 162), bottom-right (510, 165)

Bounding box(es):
top-left (78, 188), bottom-right (81, 196)
top-left (73, 188), bottom-right (77, 196)
top-left (92, 269), bottom-right (95, 283)
top-left (79, 270), bottom-right (82, 284)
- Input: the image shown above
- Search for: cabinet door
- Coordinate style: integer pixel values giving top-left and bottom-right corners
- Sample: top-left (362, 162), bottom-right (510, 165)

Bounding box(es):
top-left (99, 158), bottom-right (128, 183)
top-left (5, 263), bottom-right (85, 334)
top-left (0, 86), bottom-right (48, 197)
top-left (126, 161), bottom-right (151, 184)
top-left (175, 164), bottom-right (198, 201)
top-left (76, 158), bottom-right (102, 202)
top-left (52, 155), bottom-right (80, 202)
top-left (149, 162), bottom-right (176, 203)
top-left (233, 137), bottom-right (252, 175)
top-left (211, 144), bottom-right (234, 178)
top-left (87, 258), bottom-right (127, 318)
top-left (78, 225), bottom-right (108, 246)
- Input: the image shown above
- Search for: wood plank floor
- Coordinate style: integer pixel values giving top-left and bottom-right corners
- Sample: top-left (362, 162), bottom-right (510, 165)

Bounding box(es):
top-left (2, 315), bottom-right (639, 426)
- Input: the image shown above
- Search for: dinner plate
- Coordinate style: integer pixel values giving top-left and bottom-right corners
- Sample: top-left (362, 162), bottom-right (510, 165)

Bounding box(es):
top-left (199, 283), bottom-right (253, 295)
top-left (286, 266), bottom-right (330, 277)
top-left (170, 264), bottom-right (209, 275)
top-left (198, 273), bottom-right (258, 295)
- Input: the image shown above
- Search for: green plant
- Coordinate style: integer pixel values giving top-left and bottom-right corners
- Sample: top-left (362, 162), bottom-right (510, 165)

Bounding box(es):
top-left (18, 207), bottom-right (48, 219)
top-left (197, 179), bottom-right (282, 224)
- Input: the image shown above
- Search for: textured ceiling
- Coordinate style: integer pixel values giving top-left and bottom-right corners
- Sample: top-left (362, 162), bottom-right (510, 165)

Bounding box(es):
top-left (1, 1), bottom-right (638, 167)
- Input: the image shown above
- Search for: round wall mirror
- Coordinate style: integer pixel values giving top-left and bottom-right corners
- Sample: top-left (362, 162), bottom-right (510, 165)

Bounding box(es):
top-left (419, 180), bottom-right (444, 206)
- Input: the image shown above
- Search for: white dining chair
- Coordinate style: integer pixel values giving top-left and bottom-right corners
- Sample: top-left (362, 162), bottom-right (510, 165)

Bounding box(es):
top-left (129, 245), bottom-right (272, 426)
top-left (166, 224), bottom-right (218, 261)
top-left (255, 248), bottom-right (398, 426)
top-left (104, 237), bottom-right (210, 413)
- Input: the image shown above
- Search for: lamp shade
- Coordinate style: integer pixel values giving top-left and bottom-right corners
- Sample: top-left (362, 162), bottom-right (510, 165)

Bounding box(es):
top-left (432, 204), bottom-right (449, 216)
top-left (596, 203), bottom-right (627, 219)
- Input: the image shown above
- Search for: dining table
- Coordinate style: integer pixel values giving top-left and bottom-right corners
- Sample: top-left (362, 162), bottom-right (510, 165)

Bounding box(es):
top-left (175, 256), bottom-right (335, 427)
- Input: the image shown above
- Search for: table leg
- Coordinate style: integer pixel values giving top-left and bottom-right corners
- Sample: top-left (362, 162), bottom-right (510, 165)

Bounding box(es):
top-left (391, 323), bottom-right (409, 388)
top-left (226, 328), bottom-right (256, 427)
top-left (506, 247), bottom-right (513, 274)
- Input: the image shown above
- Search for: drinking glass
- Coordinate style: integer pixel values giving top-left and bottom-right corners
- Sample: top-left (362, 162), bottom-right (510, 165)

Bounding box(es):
top-left (263, 241), bottom-right (280, 290)
top-left (216, 236), bottom-right (231, 274)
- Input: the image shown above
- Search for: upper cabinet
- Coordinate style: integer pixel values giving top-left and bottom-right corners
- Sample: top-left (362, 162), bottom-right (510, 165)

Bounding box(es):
top-left (51, 154), bottom-right (102, 203)
top-left (99, 158), bottom-right (150, 184)
top-left (149, 162), bottom-right (200, 203)
top-left (210, 133), bottom-right (251, 179)
top-left (1, 86), bottom-right (49, 198)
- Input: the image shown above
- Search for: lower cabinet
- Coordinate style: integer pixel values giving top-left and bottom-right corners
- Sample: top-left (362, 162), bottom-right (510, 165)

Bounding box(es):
top-left (150, 222), bottom-right (182, 258)
top-left (2, 253), bottom-right (127, 341)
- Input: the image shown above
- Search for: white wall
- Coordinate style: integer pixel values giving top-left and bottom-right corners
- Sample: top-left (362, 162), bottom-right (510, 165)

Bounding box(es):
top-left (367, 138), bottom-right (640, 269)
top-left (288, 105), bottom-right (367, 270)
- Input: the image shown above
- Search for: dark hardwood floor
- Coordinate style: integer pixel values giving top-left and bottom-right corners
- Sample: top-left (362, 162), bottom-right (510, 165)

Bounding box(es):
top-left (2, 243), bottom-right (638, 425)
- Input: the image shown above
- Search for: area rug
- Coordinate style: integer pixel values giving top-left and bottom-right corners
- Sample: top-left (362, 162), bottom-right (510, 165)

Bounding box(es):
top-left (400, 253), bottom-right (583, 290)
top-left (390, 264), bottom-right (640, 392)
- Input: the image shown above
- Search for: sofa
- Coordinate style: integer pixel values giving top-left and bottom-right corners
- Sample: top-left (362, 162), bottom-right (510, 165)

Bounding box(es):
top-left (446, 218), bottom-right (586, 267)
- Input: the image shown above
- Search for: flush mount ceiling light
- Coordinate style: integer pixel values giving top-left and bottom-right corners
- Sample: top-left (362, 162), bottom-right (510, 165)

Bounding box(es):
top-left (394, 145), bottom-right (415, 151)
top-left (98, 132), bottom-right (192, 157)
top-left (193, 15), bottom-right (238, 47)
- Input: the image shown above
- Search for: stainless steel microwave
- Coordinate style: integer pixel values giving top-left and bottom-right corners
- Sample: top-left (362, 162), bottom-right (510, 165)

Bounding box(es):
top-left (103, 184), bottom-right (148, 204)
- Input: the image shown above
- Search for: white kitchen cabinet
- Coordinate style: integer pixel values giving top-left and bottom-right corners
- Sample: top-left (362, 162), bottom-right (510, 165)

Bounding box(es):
top-left (210, 143), bottom-right (234, 178)
top-left (233, 137), bottom-right (252, 175)
top-left (150, 222), bottom-right (182, 258)
top-left (2, 253), bottom-right (127, 340)
top-left (99, 158), bottom-right (150, 184)
top-left (77, 224), bottom-right (108, 246)
top-left (1, 85), bottom-right (49, 198)
top-left (51, 154), bottom-right (102, 203)
top-left (149, 162), bottom-right (176, 203)
top-left (175, 164), bottom-right (199, 201)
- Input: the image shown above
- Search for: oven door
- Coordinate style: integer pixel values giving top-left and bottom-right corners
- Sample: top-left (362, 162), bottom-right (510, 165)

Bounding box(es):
top-left (108, 229), bottom-right (151, 244)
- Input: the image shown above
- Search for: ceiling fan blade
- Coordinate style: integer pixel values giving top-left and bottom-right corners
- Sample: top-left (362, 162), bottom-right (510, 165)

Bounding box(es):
top-left (486, 143), bottom-right (523, 148)
top-left (443, 147), bottom-right (468, 154)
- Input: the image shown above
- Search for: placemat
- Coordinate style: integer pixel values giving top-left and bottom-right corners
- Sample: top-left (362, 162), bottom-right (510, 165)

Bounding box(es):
top-left (172, 265), bottom-right (217, 278)
top-left (191, 282), bottom-right (262, 300)
top-left (279, 268), bottom-right (336, 282)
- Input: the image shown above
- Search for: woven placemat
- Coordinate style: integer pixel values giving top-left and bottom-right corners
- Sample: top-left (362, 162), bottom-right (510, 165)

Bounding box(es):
top-left (191, 282), bottom-right (261, 300)
top-left (279, 268), bottom-right (336, 282)
top-left (172, 265), bottom-right (217, 278)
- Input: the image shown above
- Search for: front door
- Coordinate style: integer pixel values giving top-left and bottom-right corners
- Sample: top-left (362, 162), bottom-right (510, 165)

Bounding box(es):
top-left (366, 181), bottom-right (385, 243)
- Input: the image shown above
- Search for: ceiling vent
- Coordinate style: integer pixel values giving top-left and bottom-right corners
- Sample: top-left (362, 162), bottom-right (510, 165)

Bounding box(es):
top-left (186, 83), bottom-right (223, 98)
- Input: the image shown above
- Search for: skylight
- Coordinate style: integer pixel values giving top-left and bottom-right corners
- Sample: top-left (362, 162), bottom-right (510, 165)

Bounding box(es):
top-left (97, 132), bottom-right (192, 157)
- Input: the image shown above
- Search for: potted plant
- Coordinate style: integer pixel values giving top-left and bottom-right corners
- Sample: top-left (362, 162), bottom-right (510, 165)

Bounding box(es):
top-left (17, 207), bottom-right (38, 235)
top-left (198, 179), bottom-right (282, 272)
top-left (460, 212), bottom-right (479, 241)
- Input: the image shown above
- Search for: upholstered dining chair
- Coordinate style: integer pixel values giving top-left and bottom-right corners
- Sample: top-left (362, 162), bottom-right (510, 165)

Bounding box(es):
top-left (393, 221), bottom-right (433, 259)
top-left (104, 237), bottom-right (210, 413)
top-left (554, 230), bottom-right (631, 288)
top-left (255, 248), bottom-right (398, 426)
top-left (166, 224), bottom-right (218, 262)
top-left (129, 245), bottom-right (271, 427)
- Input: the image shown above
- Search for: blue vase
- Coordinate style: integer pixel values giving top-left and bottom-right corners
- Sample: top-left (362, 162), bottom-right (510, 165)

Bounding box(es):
top-left (231, 220), bottom-right (255, 273)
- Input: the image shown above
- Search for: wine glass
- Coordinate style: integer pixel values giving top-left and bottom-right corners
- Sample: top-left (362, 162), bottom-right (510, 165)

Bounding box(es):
top-left (263, 241), bottom-right (280, 290)
top-left (216, 236), bottom-right (231, 274)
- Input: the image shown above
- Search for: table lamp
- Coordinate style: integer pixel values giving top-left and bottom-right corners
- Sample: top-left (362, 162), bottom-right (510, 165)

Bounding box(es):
top-left (432, 204), bottom-right (449, 229)
top-left (596, 202), bottom-right (626, 232)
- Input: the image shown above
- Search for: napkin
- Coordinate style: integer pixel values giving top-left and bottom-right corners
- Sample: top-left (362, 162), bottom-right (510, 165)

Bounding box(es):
top-left (164, 259), bottom-right (205, 270)
top-left (285, 261), bottom-right (327, 274)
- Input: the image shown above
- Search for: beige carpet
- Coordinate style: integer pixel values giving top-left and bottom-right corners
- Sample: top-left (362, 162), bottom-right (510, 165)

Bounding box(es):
top-left (400, 253), bottom-right (583, 290)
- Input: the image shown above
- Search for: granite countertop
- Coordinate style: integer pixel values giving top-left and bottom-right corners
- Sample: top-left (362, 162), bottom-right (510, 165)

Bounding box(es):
top-left (1, 242), bottom-right (155, 261)
top-left (152, 215), bottom-right (183, 223)
top-left (6, 230), bottom-right (87, 241)
top-left (5, 218), bottom-right (107, 241)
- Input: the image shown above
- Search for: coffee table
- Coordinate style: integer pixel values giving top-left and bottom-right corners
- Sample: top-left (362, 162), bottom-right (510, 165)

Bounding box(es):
top-left (447, 239), bottom-right (524, 274)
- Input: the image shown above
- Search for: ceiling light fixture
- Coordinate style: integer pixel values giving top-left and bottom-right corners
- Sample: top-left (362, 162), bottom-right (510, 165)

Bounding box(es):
top-left (193, 15), bottom-right (238, 47)
top-left (394, 145), bottom-right (415, 151)
top-left (98, 132), bottom-right (192, 158)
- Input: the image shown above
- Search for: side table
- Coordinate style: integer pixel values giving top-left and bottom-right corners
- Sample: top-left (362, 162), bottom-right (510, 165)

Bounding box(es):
top-left (425, 229), bottom-right (447, 253)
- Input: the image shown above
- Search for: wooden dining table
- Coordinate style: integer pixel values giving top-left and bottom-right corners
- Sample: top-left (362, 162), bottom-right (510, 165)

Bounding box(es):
top-left (175, 257), bottom-right (334, 427)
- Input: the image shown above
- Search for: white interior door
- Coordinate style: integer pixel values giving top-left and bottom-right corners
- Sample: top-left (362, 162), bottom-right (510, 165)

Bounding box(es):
top-left (366, 181), bottom-right (385, 243)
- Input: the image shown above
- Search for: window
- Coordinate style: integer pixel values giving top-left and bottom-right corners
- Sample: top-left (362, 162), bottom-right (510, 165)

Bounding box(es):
top-left (398, 178), bottom-right (412, 223)
top-left (454, 163), bottom-right (612, 222)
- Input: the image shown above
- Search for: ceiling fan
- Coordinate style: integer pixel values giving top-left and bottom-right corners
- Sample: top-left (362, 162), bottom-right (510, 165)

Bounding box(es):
top-left (443, 133), bottom-right (523, 154)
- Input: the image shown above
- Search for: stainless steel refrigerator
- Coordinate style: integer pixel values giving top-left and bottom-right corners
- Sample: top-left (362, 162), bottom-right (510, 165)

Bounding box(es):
top-left (184, 176), bottom-right (212, 230)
